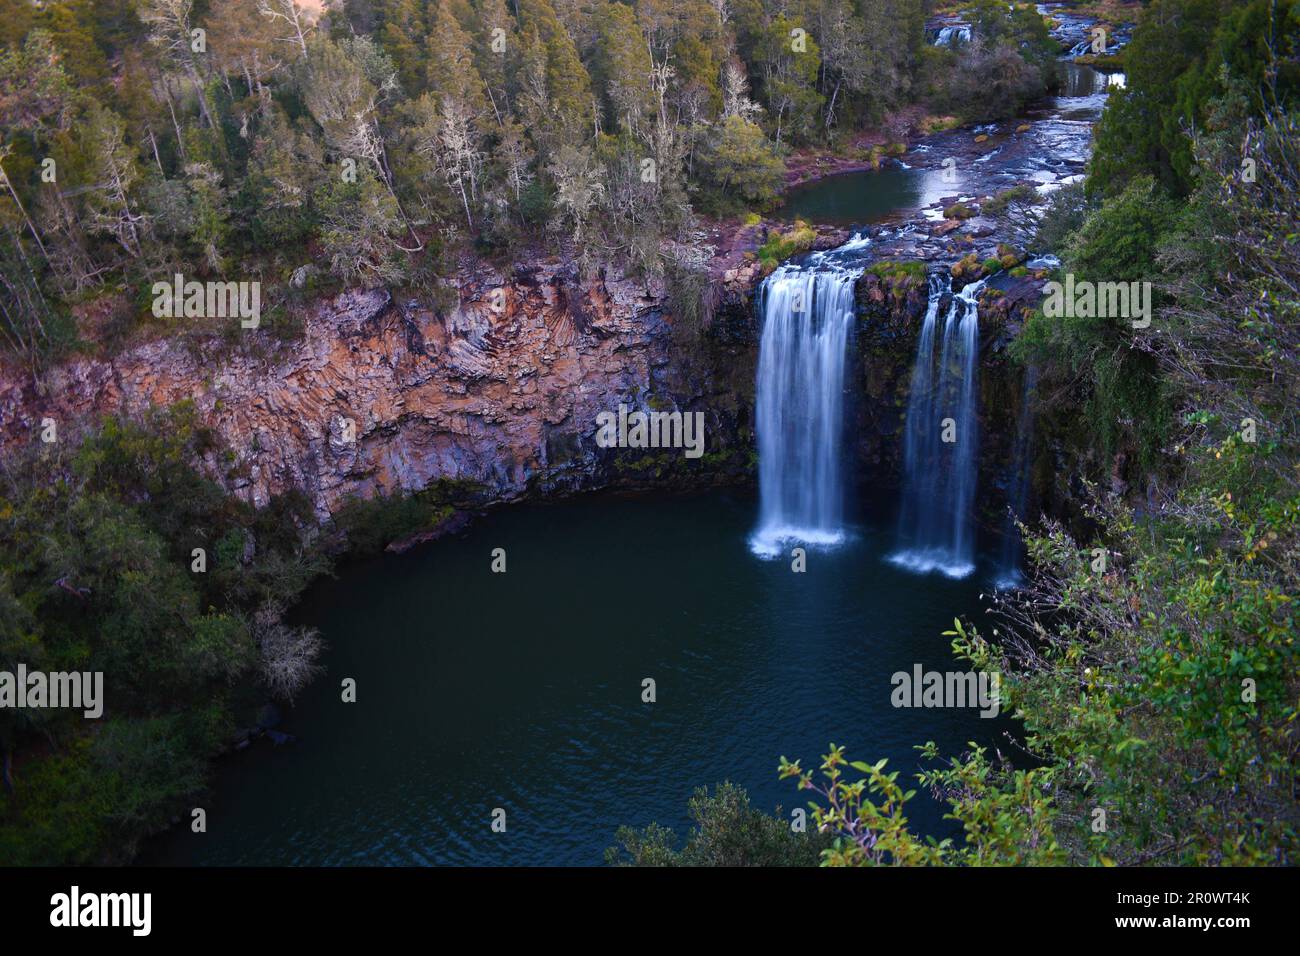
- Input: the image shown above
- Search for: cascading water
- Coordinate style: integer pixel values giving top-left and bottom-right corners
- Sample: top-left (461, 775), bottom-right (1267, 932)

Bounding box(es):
top-left (933, 24), bottom-right (972, 47)
top-left (994, 366), bottom-right (1038, 589)
top-left (751, 262), bottom-right (863, 558)
top-left (890, 274), bottom-right (985, 578)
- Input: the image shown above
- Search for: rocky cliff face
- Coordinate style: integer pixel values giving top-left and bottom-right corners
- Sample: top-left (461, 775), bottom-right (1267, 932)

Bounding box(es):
top-left (0, 241), bottom-right (1042, 536)
top-left (0, 259), bottom-right (760, 520)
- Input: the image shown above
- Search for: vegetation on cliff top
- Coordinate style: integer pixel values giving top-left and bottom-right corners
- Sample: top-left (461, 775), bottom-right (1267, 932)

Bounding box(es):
top-left (1, 0), bottom-right (1066, 370)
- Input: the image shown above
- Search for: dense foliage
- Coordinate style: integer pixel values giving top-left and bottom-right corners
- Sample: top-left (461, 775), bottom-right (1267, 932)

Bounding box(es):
top-left (0, 406), bottom-right (328, 862)
top-left (0, 0), bottom-right (1067, 369)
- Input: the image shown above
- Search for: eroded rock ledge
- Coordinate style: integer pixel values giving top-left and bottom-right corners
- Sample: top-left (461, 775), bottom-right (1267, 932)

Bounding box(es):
top-left (0, 259), bottom-right (759, 520)
top-left (0, 239), bottom-right (1045, 532)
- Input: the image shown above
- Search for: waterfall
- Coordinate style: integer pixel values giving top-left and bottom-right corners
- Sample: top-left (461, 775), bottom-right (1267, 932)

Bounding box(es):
top-left (751, 262), bottom-right (862, 558)
top-left (994, 367), bottom-right (1039, 589)
top-left (890, 275), bottom-right (985, 578)
top-left (933, 24), bottom-right (972, 47)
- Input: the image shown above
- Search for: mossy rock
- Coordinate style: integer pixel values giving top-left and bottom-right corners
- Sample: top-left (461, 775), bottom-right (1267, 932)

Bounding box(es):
top-left (950, 252), bottom-right (983, 279)
top-left (922, 115), bottom-right (960, 134)
top-left (943, 202), bottom-right (976, 220)
top-left (1074, 48), bottom-right (1128, 70)
top-left (868, 260), bottom-right (928, 283)
top-left (996, 244), bottom-right (1026, 270)
top-left (757, 220), bottom-right (817, 267)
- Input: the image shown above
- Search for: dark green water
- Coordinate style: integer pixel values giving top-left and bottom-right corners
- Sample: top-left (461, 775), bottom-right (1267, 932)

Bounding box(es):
top-left (777, 165), bottom-right (927, 226)
top-left (144, 491), bottom-right (1011, 866)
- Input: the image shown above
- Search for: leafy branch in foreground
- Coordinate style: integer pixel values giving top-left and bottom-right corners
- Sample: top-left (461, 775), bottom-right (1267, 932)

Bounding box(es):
top-left (778, 736), bottom-right (1064, 866)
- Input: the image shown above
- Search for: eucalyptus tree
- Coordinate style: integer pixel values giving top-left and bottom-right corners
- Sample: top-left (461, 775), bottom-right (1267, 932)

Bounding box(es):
top-left (139, 0), bottom-right (218, 130)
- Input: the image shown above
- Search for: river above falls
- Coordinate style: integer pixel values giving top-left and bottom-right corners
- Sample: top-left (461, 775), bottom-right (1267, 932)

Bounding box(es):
top-left (776, 62), bottom-right (1123, 231)
top-left (142, 491), bottom-right (1013, 866)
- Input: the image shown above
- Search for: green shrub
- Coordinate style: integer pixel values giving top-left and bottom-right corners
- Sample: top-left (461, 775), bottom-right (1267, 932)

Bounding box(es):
top-left (606, 782), bottom-right (828, 866)
top-left (0, 406), bottom-right (330, 863)
top-left (984, 185), bottom-right (1040, 217)
top-left (867, 260), bottom-right (927, 283)
top-left (331, 480), bottom-right (480, 555)
top-left (757, 221), bottom-right (817, 272)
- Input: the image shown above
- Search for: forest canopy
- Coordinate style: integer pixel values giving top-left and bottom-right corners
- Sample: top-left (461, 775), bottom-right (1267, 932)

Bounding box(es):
top-left (0, 0), bottom-right (1064, 370)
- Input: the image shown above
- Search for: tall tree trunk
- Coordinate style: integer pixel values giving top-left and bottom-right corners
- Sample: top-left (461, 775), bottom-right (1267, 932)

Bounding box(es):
top-left (183, 56), bottom-right (217, 129)
top-left (825, 78), bottom-right (842, 134)
top-left (147, 125), bottom-right (166, 175)
top-left (161, 81), bottom-right (188, 165)
top-left (0, 164), bottom-right (51, 265)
